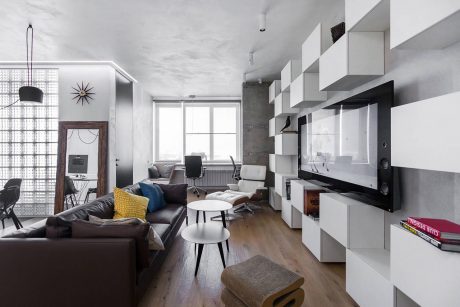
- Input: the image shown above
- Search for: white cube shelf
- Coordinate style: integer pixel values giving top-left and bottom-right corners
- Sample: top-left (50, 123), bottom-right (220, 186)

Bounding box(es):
top-left (281, 60), bottom-right (301, 92)
top-left (391, 225), bottom-right (460, 307)
top-left (346, 248), bottom-right (395, 307)
top-left (302, 214), bottom-right (345, 262)
top-left (391, 91), bottom-right (460, 173)
top-left (319, 193), bottom-right (384, 249)
top-left (346, 0), bottom-right (390, 32)
top-left (319, 32), bottom-right (384, 91)
top-left (269, 80), bottom-right (281, 104)
top-left (269, 154), bottom-right (294, 174)
top-left (290, 180), bottom-right (324, 214)
top-left (274, 92), bottom-right (297, 117)
top-left (274, 134), bottom-right (297, 155)
top-left (269, 187), bottom-right (282, 211)
top-left (391, 0), bottom-right (460, 49)
top-left (281, 197), bottom-right (302, 229)
top-left (290, 73), bottom-right (327, 109)
top-left (269, 117), bottom-right (285, 137)
top-left (274, 173), bottom-right (297, 197)
top-left (302, 23), bottom-right (331, 73)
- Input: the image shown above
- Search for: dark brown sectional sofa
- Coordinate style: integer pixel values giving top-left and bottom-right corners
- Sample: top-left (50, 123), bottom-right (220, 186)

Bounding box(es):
top-left (0, 182), bottom-right (187, 307)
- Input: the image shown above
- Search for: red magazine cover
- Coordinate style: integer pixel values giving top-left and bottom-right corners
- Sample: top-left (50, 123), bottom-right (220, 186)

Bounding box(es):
top-left (407, 217), bottom-right (460, 241)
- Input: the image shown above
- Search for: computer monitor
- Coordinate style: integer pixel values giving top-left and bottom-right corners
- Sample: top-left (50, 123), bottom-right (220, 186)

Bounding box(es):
top-left (68, 155), bottom-right (88, 174)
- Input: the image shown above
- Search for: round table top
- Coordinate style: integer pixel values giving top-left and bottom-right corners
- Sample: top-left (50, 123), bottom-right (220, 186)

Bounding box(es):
top-left (181, 222), bottom-right (230, 244)
top-left (187, 199), bottom-right (232, 212)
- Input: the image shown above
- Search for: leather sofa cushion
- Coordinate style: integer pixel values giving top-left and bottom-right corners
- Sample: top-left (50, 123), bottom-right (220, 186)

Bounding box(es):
top-left (46, 215), bottom-right (86, 238)
top-left (151, 223), bottom-right (171, 242)
top-left (72, 219), bottom-right (150, 270)
top-left (146, 203), bottom-right (184, 225)
top-left (148, 165), bottom-right (160, 179)
top-left (123, 184), bottom-right (143, 196)
top-left (158, 184), bottom-right (187, 206)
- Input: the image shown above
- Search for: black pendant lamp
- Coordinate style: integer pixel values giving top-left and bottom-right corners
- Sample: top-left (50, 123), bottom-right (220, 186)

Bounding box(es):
top-left (19, 25), bottom-right (43, 104)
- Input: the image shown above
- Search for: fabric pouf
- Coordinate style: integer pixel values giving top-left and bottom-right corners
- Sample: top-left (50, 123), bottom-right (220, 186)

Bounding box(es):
top-left (221, 255), bottom-right (305, 307)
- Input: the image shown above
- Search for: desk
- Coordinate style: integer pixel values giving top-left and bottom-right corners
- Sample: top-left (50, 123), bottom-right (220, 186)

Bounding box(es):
top-left (69, 176), bottom-right (97, 205)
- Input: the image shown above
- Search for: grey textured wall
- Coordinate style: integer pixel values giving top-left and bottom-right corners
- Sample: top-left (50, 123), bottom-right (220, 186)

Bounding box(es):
top-left (297, 31), bottom-right (460, 249)
top-left (242, 82), bottom-right (274, 186)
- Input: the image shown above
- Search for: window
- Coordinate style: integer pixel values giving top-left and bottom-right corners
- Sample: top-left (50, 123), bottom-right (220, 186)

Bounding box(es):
top-left (0, 69), bottom-right (58, 216)
top-left (155, 102), bottom-right (240, 162)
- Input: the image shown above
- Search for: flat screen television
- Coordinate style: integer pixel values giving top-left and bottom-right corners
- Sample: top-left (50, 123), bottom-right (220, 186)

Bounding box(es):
top-left (68, 155), bottom-right (88, 174)
top-left (298, 81), bottom-right (400, 212)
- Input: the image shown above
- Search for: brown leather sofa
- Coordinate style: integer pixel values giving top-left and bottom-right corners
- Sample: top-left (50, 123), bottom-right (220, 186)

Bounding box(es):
top-left (0, 182), bottom-right (187, 307)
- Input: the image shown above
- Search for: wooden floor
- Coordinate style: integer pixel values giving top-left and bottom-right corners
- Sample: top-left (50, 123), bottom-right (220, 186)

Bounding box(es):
top-left (139, 201), bottom-right (357, 307)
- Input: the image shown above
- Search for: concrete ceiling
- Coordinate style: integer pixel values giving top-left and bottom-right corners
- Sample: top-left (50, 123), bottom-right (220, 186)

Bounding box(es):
top-left (0, 0), bottom-right (343, 97)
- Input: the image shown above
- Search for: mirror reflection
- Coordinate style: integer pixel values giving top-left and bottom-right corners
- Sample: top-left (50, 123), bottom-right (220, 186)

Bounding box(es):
top-left (64, 129), bottom-right (99, 209)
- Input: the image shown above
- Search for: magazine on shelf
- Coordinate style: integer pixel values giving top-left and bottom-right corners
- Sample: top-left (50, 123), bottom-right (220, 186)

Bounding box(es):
top-left (400, 221), bottom-right (460, 252)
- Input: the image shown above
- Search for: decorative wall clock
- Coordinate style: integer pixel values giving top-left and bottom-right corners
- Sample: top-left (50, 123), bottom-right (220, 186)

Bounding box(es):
top-left (71, 82), bottom-right (95, 105)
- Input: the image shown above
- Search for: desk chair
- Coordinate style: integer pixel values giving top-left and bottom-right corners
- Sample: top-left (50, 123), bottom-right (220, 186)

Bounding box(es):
top-left (84, 187), bottom-right (97, 204)
top-left (184, 155), bottom-right (207, 198)
top-left (230, 156), bottom-right (241, 182)
top-left (64, 176), bottom-right (79, 209)
top-left (0, 178), bottom-right (23, 229)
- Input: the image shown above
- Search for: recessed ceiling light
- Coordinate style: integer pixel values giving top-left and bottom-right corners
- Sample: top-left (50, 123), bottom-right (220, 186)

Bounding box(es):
top-left (258, 14), bottom-right (266, 32)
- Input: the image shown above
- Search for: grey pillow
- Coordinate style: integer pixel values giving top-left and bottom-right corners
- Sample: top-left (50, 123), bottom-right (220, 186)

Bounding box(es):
top-left (156, 164), bottom-right (175, 178)
top-left (148, 165), bottom-right (160, 179)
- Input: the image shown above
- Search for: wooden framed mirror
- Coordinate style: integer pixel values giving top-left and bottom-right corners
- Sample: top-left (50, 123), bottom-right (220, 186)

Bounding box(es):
top-left (54, 121), bottom-right (108, 214)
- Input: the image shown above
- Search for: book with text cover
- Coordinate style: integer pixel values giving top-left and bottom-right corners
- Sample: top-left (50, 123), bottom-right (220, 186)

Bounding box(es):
top-left (407, 217), bottom-right (460, 241)
top-left (400, 221), bottom-right (460, 252)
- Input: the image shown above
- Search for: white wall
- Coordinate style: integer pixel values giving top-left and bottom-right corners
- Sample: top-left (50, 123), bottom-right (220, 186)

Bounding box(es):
top-left (132, 84), bottom-right (153, 182)
top-left (58, 64), bottom-right (117, 190)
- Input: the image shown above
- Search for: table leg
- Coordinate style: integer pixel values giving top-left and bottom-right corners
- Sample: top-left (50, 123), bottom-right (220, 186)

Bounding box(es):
top-left (203, 211), bottom-right (206, 222)
top-left (196, 210), bottom-right (199, 224)
top-left (226, 240), bottom-right (229, 252)
top-left (195, 244), bottom-right (204, 276)
top-left (217, 242), bottom-right (226, 268)
top-left (220, 211), bottom-right (227, 228)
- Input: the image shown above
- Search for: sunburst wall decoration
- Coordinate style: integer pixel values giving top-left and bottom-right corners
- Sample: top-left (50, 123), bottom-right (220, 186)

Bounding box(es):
top-left (71, 82), bottom-right (95, 105)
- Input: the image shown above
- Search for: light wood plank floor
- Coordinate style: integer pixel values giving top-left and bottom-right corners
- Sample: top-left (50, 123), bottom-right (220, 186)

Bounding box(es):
top-left (139, 201), bottom-right (357, 307)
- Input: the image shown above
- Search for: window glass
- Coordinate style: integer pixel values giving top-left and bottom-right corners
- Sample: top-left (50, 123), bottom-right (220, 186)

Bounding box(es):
top-left (157, 106), bottom-right (182, 161)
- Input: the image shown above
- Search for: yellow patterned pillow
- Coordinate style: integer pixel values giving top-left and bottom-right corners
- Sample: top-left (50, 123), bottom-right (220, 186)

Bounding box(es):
top-left (113, 187), bottom-right (148, 220)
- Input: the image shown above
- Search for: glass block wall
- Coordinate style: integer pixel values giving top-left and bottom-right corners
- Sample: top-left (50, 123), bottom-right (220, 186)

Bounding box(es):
top-left (0, 69), bottom-right (58, 216)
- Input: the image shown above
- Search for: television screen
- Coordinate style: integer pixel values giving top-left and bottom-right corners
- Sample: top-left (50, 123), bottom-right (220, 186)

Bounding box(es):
top-left (68, 155), bottom-right (88, 174)
top-left (298, 81), bottom-right (400, 212)
top-left (300, 103), bottom-right (378, 190)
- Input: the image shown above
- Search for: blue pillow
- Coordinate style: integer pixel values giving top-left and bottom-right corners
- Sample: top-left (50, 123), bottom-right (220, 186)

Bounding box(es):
top-left (139, 182), bottom-right (166, 213)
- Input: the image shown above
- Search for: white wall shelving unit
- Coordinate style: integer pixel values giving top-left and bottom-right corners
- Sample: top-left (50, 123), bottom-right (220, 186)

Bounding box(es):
top-left (269, 80), bottom-right (281, 104)
top-left (390, 0), bottom-right (460, 49)
top-left (346, 0), bottom-right (390, 32)
top-left (391, 225), bottom-right (460, 306)
top-left (319, 31), bottom-right (384, 91)
top-left (269, 154), bottom-right (294, 174)
top-left (281, 60), bottom-right (302, 92)
top-left (281, 197), bottom-right (302, 229)
top-left (274, 92), bottom-right (297, 117)
top-left (290, 73), bottom-right (327, 109)
top-left (269, 186), bottom-right (282, 211)
top-left (274, 134), bottom-right (297, 155)
top-left (269, 117), bottom-right (286, 137)
top-left (391, 91), bottom-right (460, 173)
top-left (320, 193), bottom-right (385, 249)
top-left (346, 248), bottom-right (396, 307)
top-left (302, 23), bottom-right (331, 73)
top-left (275, 173), bottom-right (297, 197)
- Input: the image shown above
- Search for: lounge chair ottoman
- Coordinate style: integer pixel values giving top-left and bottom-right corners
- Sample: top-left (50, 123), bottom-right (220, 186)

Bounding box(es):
top-left (221, 255), bottom-right (305, 307)
top-left (206, 191), bottom-right (249, 206)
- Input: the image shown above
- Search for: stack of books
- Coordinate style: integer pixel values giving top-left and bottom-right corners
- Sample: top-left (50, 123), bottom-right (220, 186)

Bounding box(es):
top-left (400, 217), bottom-right (460, 252)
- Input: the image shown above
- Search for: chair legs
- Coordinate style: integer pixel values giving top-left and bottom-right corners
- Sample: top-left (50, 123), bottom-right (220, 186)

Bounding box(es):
top-left (10, 211), bottom-right (22, 230)
top-left (1, 219), bottom-right (4, 229)
top-left (233, 203), bottom-right (254, 214)
top-left (187, 179), bottom-right (207, 198)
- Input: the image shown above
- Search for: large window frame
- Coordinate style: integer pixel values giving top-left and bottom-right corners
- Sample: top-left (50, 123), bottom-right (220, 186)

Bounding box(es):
top-left (154, 101), bottom-right (241, 163)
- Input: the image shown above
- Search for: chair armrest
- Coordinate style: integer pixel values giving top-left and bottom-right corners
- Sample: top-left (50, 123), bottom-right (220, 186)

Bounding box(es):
top-left (0, 238), bottom-right (136, 307)
top-left (227, 184), bottom-right (239, 191)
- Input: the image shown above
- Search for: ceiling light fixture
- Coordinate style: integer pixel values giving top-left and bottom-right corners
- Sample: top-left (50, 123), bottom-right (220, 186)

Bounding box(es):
top-left (258, 13), bottom-right (266, 32)
top-left (19, 25), bottom-right (43, 104)
top-left (249, 52), bottom-right (254, 65)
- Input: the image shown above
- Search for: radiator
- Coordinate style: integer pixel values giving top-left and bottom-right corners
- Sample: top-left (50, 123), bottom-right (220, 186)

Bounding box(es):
top-left (184, 169), bottom-right (234, 187)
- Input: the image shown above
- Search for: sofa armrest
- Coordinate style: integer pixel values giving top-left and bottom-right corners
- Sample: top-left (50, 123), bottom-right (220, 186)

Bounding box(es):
top-left (0, 238), bottom-right (136, 307)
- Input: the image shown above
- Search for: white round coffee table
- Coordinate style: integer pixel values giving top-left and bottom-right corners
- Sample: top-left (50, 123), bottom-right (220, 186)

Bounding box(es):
top-left (187, 199), bottom-right (232, 226)
top-left (181, 222), bottom-right (230, 276)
